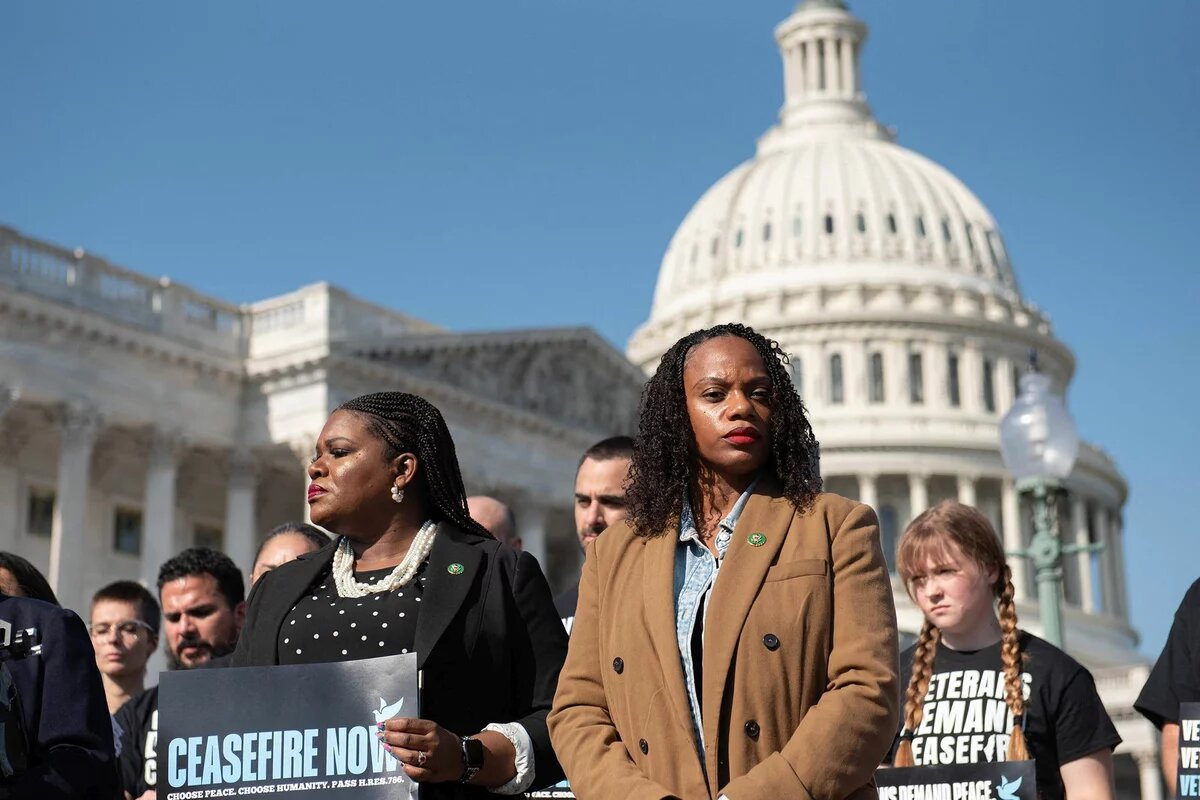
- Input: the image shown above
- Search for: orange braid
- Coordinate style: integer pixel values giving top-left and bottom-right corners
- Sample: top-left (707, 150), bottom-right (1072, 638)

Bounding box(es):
top-left (997, 566), bottom-right (1029, 761)
top-left (893, 620), bottom-right (942, 767)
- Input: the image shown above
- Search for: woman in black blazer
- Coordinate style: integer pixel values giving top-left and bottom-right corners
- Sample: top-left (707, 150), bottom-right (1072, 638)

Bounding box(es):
top-left (231, 391), bottom-right (567, 797)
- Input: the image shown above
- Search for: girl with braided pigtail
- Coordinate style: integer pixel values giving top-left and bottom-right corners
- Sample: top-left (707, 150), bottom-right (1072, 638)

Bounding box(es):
top-left (890, 501), bottom-right (1119, 800)
top-left (233, 392), bottom-right (568, 798)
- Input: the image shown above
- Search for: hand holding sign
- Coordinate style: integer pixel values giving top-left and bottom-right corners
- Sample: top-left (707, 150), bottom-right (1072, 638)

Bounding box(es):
top-left (378, 717), bottom-right (462, 783)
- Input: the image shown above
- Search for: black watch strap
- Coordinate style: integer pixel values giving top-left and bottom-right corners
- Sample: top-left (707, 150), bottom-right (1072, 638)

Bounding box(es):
top-left (459, 735), bottom-right (484, 784)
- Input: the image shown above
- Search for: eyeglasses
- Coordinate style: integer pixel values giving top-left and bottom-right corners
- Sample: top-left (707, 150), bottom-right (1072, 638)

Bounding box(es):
top-left (88, 620), bottom-right (155, 639)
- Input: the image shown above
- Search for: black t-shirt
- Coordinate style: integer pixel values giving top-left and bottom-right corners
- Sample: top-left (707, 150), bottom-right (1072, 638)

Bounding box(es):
top-left (555, 585), bottom-right (578, 634)
top-left (1137, 577), bottom-right (1200, 729)
top-left (894, 631), bottom-right (1120, 800)
top-left (114, 685), bottom-right (158, 797)
top-left (277, 565), bottom-right (425, 665)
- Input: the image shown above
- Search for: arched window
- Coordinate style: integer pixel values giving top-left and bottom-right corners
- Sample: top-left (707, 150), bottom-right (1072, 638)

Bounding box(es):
top-left (915, 216), bottom-right (927, 238)
top-left (869, 352), bottom-right (885, 403)
top-left (711, 236), bottom-right (720, 256)
top-left (829, 354), bottom-right (844, 404)
top-left (824, 214), bottom-right (835, 235)
top-left (982, 358), bottom-right (996, 413)
top-left (793, 216), bottom-right (803, 237)
top-left (887, 213), bottom-right (898, 234)
top-left (947, 352), bottom-right (961, 407)
top-left (908, 351), bottom-right (924, 404)
top-left (735, 229), bottom-right (744, 249)
top-left (856, 213), bottom-right (866, 233)
top-left (762, 222), bottom-right (772, 242)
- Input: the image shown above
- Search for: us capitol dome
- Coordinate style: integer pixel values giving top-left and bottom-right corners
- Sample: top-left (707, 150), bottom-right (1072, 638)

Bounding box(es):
top-left (628, 2), bottom-right (1159, 794)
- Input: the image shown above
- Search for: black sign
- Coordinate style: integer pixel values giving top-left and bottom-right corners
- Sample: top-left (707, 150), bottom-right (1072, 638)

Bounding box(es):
top-left (526, 784), bottom-right (574, 799)
top-left (159, 653), bottom-right (419, 800)
top-left (876, 759), bottom-right (1037, 800)
top-left (1178, 702), bottom-right (1200, 799)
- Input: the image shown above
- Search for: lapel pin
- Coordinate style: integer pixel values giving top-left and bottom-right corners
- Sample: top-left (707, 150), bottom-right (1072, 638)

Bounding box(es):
top-left (747, 532), bottom-right (767, 547)
top-left (447, 563), bottom-right (465, 575)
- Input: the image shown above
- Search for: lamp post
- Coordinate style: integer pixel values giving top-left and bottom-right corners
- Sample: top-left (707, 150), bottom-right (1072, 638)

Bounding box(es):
top-left (998, 354), bottom-right (1093, 649)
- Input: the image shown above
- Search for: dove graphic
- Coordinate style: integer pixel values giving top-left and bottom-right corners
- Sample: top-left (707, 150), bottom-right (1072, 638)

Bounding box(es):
top-left (373, 696), bottom-right (405, 724)
top-left (996, 774), bottom-right (1022, 800)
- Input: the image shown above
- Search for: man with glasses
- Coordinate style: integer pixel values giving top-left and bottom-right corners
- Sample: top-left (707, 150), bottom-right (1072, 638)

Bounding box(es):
top-left (89, 581), bottom-right (161, 716)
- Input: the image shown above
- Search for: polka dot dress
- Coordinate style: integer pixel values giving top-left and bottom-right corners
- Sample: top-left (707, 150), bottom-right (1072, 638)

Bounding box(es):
top-left (277, 563), bottom-right (426, 665)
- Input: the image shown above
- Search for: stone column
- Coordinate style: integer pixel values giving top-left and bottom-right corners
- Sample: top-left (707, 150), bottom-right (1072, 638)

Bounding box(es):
top-left (805, 38), bottom-right (819, 93)
top-left (1136, 750), bottom-right (1164, 800)
top-left (48, 402), bottom-right (102, 613)
top-left (517, 502), bottom-right (549, 572)
top-left (840, 37), bottom-right (855, 96)
top-left (956, 475), bottom-right (977, 507)
top-left (907, 473), bottom-right (929, 522)
top-left (0, 388), bottom-right (22, 552)
top-left (224, 453), bottom-right (259, 575)
top-left (858, 473), bottom-right (879, 512)
top-left (1091, 505), bottom-right (1114, 615)
top-left (140, 429), bottom-right (184, 590)
top-left (1111, 512), bottom-right (1128, 621)
top-left (1070, 495), bottom-right (1095, 612)
top-left (824, 37), bottom-right (838, 94)
top-left (1001, 477), bottom-right (1028, 600)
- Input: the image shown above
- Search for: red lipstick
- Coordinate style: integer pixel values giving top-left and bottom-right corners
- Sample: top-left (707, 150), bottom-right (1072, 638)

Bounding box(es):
top-left (724, 427), bottom-right (761, 446)
top-left (307, 484), bottom-right (327, 502)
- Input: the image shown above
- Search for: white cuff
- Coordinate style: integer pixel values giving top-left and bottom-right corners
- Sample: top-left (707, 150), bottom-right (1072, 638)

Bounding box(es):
top-left (482, 721), bottom-right (535, 795)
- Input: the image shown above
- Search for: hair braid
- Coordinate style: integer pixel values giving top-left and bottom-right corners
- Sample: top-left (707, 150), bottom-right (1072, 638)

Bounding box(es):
top-left (337, 392), bottom-right (493, 540)
top-left (626, 322), bottom-right (822, 537)
top-left (997, 565), bottom-right (1029, 760)
top-left (894, 620), bottom-right (941, 767)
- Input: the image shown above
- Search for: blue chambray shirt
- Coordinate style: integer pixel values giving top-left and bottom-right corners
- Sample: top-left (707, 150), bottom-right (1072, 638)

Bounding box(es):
top-left (674, 478), bottom-right (760, 758)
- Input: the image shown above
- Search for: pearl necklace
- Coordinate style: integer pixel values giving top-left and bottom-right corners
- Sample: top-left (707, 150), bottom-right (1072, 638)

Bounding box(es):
top-left (331, 521), bottom-right (439, 598)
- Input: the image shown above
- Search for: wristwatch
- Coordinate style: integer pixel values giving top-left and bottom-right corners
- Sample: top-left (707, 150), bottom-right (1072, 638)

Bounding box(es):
top-left (459, 735), bottom-right (484, 784)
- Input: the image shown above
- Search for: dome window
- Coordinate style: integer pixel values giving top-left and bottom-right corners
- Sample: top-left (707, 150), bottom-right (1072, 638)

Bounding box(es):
top-left (982, 358), bottom-right (996, 413)
top-left (908, 352), bottom-right (924, 404)
top-left (824, 215), bottom-right (834, 235)
top-left (915, 216), bottom-right (927, 238)
top-left (793, 216), bottom-right (803, 237)
top-left (986, 231), bottom-right (1003, 270)
top-left (887, 213), bottom-right (897, 234)
top-left (711, 236), bottom-right (720, 256)
top-left (829, 354), bottom-right (844, 404)
top-left (762, 222), bottom-right (772, 242)
top-left (941, 218), bottom-right (952, 243)
top-left (868, 352), bottom-right (885, 403)
top-left (856, 213), bottom-right (866, 234)
top-left (947, 352), bottom-right (961, 407)
top-left (735, 229), bottom-right (744, 249)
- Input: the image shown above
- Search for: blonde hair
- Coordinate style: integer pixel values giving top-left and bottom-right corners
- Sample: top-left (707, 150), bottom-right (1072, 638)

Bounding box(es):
top-left (892, 501), bottom-right (1028, 766)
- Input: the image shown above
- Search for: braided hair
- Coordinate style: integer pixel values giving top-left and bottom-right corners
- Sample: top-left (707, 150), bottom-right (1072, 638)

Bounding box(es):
top-left (893, 501), bottom-right (1029, 766)
top-left (625, 322), bottom-right (821, 538)
top-left (337, 392), bottom-right (493, 540)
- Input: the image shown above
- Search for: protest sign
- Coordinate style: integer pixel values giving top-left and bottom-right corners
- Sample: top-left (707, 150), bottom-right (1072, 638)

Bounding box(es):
top-left (1178, 702), bottom-right (1200, 799)
top-left (159, 652), bottom-right (418, 799)
top-left (876, 758), bottom-right (1036, 800)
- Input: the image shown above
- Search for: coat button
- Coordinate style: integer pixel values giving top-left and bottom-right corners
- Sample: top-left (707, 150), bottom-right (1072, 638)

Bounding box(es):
top-left (744, 720), bottom-right (760, 740)
top-left (613, 657), bottom-right (624, 674)
top-left (639, 739), bottom-right (649, 754)
top-left (763, 633), bottom-right (780, 651)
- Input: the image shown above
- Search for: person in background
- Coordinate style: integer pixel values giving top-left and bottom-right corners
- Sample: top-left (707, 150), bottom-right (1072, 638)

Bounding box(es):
top-left (549, 323), bottom-right (898, 800)
top-left (554, 436), bottom-right (633, 630)
top-left (115, 547), bottom-right (245, 800)
top-left (891, 501), bottom-right (1119, 800)
top-left (467, 496), bottom-right (521, 550)
top-left (250, 522), bottom-right (329, 586)
top-left (0, 551), bottom-right (59, 605)
top-left (88, 581), bottom-right (160, 715)
top-left (0, 567), bottom-right (120, 797)
top-left (1135, 577), bottom-right (1200, 795)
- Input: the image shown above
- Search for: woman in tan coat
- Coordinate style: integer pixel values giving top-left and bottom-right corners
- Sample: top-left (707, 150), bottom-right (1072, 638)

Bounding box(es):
top-left (549, 323), bottom-right (899, 800)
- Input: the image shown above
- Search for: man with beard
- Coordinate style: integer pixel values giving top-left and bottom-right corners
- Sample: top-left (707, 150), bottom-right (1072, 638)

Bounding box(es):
top-left (114, 547), bottom-right (244, 800)
top-left (554, 436), bottom-right (632, 633)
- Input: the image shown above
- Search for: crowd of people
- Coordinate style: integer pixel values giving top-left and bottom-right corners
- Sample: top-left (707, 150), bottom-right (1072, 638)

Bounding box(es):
top-left (0, 322), bottom-right (1194, 800)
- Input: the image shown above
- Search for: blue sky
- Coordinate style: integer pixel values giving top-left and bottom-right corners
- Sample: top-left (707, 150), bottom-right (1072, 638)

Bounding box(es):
top-left (4, 1), bottom-right (1197, 658)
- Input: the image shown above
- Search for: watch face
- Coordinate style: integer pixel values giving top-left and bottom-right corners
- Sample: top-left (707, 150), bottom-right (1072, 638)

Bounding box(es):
top-left (463, 736), bottom-right (485, 768)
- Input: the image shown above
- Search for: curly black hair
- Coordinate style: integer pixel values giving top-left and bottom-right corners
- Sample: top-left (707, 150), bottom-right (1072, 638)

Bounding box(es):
top-left (157, 547), bottom-right (245, 608)
top-left (625, 322), bottom-right (822, 537)
top-left (338, 392), bottom-right (493, 540)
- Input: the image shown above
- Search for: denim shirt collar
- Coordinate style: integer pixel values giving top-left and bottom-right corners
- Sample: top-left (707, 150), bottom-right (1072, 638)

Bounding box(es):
top-left (678, 476), bottom-right (761, 557)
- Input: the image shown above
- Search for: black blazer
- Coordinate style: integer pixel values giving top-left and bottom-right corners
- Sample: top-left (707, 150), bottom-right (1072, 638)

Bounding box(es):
top-left (0, 593), bottom-right (119, 799)
top-left (231, 525), bottom-right (568, 796)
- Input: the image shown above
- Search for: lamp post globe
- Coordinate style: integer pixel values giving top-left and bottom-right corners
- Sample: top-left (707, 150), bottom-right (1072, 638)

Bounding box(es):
top-left (1000, 370), bottom-right (1080, 482)
top-left (998, 358), bottom-right (1082, 649)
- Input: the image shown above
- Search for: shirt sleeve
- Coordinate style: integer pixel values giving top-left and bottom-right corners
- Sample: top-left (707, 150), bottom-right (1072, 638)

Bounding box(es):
top-left (1050, 665), bottom-right (1122, 765)
top-left (1136, 579), bottom-right (1200, 729)
top-left (113, 693), bottom-right (147, 795)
